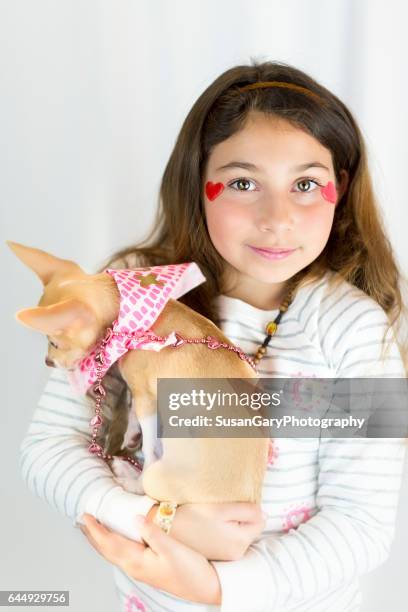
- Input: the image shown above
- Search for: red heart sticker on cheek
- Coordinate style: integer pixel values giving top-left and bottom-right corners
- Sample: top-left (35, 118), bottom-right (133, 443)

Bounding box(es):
top-left (320, 181), bottom-right (337, 204)
top-left (205, 181), bottom-right (224, 201)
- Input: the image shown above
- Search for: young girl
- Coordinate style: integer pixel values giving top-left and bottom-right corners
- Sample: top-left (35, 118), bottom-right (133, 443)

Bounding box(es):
top-left (20, 60), bottom-right (407, 612)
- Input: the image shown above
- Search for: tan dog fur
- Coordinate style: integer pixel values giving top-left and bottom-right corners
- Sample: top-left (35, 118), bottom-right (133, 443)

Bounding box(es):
top-left (8, 241), bottom-right (269, 505)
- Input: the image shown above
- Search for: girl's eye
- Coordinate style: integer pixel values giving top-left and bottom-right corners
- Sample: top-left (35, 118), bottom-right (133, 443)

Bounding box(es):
top-left (228, 178), bottom-right (257, 192)
top-left (228, 177), bottom-right (323, 194)
top-left (49, 339), bottom-right (59, 349)
top-left (294, 178), bottom-right (322, 193)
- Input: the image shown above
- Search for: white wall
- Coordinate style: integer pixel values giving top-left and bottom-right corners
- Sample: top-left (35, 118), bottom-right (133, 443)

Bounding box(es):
top-left (1, 1), bottom-right (407, 610)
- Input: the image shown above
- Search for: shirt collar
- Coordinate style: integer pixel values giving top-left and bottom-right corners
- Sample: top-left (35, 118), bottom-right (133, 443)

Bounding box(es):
top-left (213, 271), bottom-right (332, 327)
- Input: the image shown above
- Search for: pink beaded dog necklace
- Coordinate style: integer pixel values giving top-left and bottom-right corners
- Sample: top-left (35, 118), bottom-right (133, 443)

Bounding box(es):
top-left (66, 263), bottom-right (257, 471)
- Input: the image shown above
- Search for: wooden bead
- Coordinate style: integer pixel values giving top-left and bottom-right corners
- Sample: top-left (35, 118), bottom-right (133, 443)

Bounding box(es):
top-left (251, 291), bottom-right (295, 363)
top-left (266, 321), bottom-right (278, 335)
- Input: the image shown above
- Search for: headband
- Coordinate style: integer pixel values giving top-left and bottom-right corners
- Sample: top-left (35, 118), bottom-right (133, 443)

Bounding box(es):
top-left (236, 80), bottom-right (323, 103)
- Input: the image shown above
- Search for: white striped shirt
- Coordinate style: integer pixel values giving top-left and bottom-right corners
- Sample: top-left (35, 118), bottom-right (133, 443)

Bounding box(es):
top-left (19, 268), bottom-right (407, 611)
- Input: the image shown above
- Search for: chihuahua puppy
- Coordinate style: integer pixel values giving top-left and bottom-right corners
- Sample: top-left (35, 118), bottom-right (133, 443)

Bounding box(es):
top-left (8, 241), bottom-right (269, 504)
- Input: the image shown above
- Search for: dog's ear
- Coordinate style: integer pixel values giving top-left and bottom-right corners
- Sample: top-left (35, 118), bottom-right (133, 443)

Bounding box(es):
top-left (6, 241), bottom-right (79, 286)
top-left (15, 299), bottom-right (95, 335)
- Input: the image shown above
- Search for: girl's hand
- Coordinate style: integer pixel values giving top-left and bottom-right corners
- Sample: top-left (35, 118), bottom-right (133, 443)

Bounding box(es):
top-left (80, 514), bottom-right (222, 605)
top-left (148, 501), bottom-right (265, 561)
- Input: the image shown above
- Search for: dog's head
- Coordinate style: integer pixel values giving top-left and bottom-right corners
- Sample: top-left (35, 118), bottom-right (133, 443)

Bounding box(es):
top-left (7, 241), bottom-right (106, 370)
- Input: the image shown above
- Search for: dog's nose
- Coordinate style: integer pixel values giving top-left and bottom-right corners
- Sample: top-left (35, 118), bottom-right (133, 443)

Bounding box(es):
top-left (45, 356), bottom-right (56, 367)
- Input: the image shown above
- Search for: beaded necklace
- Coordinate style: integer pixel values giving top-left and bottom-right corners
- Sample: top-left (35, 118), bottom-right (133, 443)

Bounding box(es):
top-left (252, 288), bottom-right (294, 366)
top-left (88, 283), bottom-right (296, 469)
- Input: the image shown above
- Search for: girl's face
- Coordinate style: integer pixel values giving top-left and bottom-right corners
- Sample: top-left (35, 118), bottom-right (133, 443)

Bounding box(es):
top-left (203, 112), bottom-right (347, 298)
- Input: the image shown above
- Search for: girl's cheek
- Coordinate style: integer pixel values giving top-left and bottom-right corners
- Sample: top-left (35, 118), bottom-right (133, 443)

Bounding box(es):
top-left (296, 203), bottom-right (335, 239)
top-left (205, 194), bottom-right (252, 226)
top-left (205, 198), bottom-right (252, 247)
top-left (205, 190), bottom-right (247, 213)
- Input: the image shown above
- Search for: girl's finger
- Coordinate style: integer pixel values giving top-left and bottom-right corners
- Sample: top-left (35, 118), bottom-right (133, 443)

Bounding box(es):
top-left (80, 516), bottom-right (117, 560)
top-left (81, 514), bottom-right (145, 565)
top-left (80, 524), bottom-right (106, 557)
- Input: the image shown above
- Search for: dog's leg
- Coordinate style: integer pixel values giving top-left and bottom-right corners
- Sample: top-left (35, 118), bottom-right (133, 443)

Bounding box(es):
top-left (110, 399), bottom-right (144, 493)
top-left (111, 412), bottom-right (161, 494)
top-left (139, 412), bottom-right (162, 468)
top-left (121, 400), bottom-right (142, 450)
top-left (112, 393), bottom-right (162, 493)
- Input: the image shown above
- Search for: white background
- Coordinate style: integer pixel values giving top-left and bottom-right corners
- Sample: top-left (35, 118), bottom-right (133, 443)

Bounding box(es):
top-left (1, 1), bottom-right (407, 610)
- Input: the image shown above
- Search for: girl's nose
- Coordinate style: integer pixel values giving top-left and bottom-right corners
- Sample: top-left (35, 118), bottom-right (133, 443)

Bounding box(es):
top-left (255, 196), bottom-right (294, 233)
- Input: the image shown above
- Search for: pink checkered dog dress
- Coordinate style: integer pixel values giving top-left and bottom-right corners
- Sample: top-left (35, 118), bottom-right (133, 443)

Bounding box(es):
top-left (67, 263), bottom-right (206, 395)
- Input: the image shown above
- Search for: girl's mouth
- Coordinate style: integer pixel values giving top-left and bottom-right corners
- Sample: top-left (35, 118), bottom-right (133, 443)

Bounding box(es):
top-left (247, 245), bottom-right (298, 260)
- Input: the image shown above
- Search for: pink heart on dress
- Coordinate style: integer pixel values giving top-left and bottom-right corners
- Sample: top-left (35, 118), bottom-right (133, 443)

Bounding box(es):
top-left (125, 594), bottom-right (146, 611)
top-left (320, 181), bottom-right (337, 204)
top-left (291, 512), bottom-right (305, 526)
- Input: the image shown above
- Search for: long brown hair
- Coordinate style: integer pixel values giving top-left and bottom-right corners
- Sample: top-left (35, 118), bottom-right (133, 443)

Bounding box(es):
top-left (99, 60), bottom-right (407, 368)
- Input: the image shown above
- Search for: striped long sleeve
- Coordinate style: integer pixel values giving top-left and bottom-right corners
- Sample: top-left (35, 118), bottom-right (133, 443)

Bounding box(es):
top-left (19, 367), bottom-right (157, 540)
top-left (212, 283), bottom-right (407, 612)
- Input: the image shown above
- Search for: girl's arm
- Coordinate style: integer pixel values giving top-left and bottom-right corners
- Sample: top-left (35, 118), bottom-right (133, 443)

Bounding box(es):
top-left (19, 366), bottom-right (157, 541)
top-left (20, 366), bottom-right (264, 559)
top-left (212, 300), bottom-right (407, 612)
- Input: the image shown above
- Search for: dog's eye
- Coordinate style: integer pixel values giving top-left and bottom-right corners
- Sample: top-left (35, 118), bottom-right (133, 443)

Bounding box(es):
top-left (49, 339), bottom-right (59, 349)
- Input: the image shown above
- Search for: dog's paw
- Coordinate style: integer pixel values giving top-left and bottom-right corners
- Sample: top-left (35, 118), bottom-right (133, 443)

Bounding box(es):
top-left (111, 457), bottom-right (145, 494)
